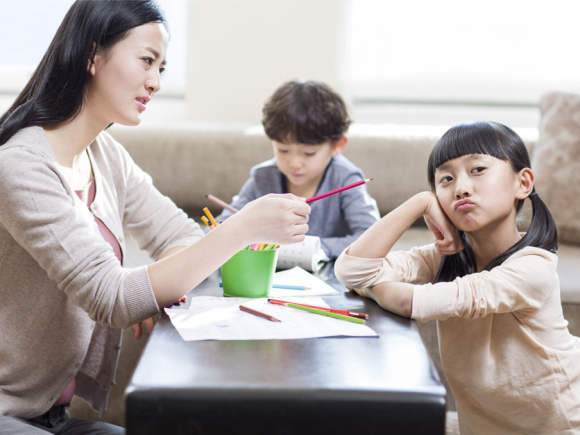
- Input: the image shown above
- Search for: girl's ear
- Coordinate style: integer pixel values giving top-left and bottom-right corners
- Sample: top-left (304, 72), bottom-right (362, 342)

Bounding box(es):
top-left (331, 136), bottom-right (348, 156)
top-left (515, 168), bottom-right (534, 200)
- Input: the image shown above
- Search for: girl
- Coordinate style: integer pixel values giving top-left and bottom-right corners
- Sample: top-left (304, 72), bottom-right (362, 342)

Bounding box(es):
top-left (0, 1), bottom-right (309, 434)
top-left (335, 121), bottom-right (580, 434)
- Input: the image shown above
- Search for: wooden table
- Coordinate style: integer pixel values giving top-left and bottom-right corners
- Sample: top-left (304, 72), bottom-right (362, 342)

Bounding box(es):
top-left (125, 263), bottom-right (446, 434)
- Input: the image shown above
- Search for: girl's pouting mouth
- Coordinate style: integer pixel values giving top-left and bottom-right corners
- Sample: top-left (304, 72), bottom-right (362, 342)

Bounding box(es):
top-left (455, 199), bottom-right (475, 211)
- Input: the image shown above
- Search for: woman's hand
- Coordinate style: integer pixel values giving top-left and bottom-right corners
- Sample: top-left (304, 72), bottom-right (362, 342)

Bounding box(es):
top-left (232, 194), bottom-right (310, 246)
top-left (422, 192), bottom-right (463, 256)
top-left (131, 316), bottom-right (156, 340)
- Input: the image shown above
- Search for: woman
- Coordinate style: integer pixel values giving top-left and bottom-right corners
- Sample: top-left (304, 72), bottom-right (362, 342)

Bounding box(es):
top-left (0, 1), bottom-right (310, 434)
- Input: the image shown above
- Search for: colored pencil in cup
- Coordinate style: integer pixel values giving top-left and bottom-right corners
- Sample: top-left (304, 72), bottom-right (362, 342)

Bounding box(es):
top-left (269, 299), bottom-right (368, 319)
top-left (239, 304), bottom-right (281, 322)
top-left (201, 216), bottom-right (212, 229)
top-left (269, 300), bottom-right (366, 324)
top-left (206, 194), bottom-right (239, 214)
top-left (203, 207), bottom-right (219, 228)
top-left (306, 178), bottom-right (373, 204)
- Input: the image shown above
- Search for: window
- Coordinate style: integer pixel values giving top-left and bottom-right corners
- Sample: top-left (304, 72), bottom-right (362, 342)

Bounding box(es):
top-left (0, 0), bottom-right (186, 96)
top-left (345, 0), bottom-right (580, 107)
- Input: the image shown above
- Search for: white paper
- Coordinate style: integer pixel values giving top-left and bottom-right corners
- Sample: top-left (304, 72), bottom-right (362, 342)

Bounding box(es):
top-left (270, 266), bottom-right (340, 298)
top-left (165, 296), bottom-right (378, 341)
top-left (276, 235), bottom-right (326, 272)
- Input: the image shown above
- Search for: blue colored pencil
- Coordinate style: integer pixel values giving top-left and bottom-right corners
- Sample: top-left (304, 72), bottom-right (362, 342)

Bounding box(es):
top-left (218, 282), bottom-right (309, 290)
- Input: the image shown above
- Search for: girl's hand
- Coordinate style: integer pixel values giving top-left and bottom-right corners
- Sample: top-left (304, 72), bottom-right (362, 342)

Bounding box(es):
top-left (422, 192), bottom-right (463, 256)
top-left (232, 194), bottom-right (310, 245)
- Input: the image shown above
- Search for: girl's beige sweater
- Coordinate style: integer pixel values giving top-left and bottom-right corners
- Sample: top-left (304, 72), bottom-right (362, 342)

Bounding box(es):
top-left (336, 244), bottom-right (580, 434)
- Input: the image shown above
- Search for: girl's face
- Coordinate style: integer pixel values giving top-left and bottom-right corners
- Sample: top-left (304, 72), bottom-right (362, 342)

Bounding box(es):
top-left (434, 153), bottom-right (524, 233)
top-left (86, 22), bottom-right (168, 127)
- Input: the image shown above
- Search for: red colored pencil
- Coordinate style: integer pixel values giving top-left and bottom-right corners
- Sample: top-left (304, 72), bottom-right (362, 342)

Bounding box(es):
top-left (306, 178), bottom-right (373, 204)
top-left (206, 194), bottom-right (239, 214)
top-left (268, 299), bottom-right (369, 320)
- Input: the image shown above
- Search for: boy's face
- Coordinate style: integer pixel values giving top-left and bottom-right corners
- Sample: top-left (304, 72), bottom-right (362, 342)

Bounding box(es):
top-left (272, 138), bottom-right (346, 193)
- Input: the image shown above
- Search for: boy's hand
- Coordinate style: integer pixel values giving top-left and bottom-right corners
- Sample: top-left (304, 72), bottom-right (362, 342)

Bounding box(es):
top-left (235, 194), bottom-right (310, 246)
top-left (423, 192), bottom-right (463, 257)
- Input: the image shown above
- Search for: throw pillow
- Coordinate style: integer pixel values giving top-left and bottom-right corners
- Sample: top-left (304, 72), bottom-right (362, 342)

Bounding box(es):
top-left (532, 91), bottom-right (580, 245)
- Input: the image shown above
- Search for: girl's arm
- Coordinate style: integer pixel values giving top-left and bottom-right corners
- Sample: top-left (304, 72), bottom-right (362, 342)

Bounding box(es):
top-left (348, 191), bottom-right (462, 259)
top-left (336, 192), bottom-right (462, 318)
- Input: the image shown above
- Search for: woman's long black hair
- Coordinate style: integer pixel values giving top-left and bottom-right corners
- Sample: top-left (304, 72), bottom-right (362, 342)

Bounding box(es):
top-left (427, 121), bottom-right (558, 283)
top-left (0, 0), bottom-right (166, 146)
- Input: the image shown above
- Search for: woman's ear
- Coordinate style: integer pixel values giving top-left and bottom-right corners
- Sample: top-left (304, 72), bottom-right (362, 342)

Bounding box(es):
top-left (331, 136), bottom-right (348, 156)
top-left (87, 42), bottom-right (98, 75)
top-left (515, 168), bottom-right (534, 200)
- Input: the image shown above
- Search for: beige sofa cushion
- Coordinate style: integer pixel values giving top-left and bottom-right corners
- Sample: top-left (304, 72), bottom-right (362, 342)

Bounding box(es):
top-left (533, 92), bottom-right (580, 244)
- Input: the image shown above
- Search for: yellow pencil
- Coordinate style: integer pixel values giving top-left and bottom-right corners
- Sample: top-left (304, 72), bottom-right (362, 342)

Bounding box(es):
top-left (258, 243), bottom-right (266, 250)
top-left (203, 207), bottom-right (219, 228)
top-left (201, 216), bottom-right (212, 229)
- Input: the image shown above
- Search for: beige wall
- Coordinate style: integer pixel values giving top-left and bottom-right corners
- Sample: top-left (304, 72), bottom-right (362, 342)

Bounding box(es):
top-left (186, 0), bottom-right (345, 124)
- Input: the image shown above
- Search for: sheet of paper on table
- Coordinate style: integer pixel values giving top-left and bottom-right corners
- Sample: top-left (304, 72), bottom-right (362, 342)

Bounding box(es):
top-left (165, 296), bottom-right (378, 341)
top-left (270, 266), bottom-right (340, 298)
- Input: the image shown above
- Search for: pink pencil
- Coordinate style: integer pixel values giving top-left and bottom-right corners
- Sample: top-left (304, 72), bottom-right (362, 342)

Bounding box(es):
top-left (306, 178), bottom-right (373, 204)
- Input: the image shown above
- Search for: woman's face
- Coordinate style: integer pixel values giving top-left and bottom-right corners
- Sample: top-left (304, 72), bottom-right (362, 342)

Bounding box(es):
top-left (86, 22), bottom-right (168, 127)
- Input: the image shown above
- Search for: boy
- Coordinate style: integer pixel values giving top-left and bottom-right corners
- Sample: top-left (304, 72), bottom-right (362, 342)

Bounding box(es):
top-left (216, 80), bottom-right (379, 260)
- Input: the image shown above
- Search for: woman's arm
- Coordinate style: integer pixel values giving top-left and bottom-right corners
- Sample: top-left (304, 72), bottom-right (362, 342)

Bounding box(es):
top-left (147, 194), bottom-right (310, 308)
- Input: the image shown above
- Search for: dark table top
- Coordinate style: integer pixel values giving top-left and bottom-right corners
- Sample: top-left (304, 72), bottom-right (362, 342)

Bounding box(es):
top-left (126, 263), bottom-right (446, 435)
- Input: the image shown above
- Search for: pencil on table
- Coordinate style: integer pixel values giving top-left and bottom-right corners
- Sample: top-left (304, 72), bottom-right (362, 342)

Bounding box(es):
top-left (206, 194), bottom-right (239, 214)
top-left (239, 304), bottom-right (281, 322)
top-left (306, 178), bottom-right (373, 204)
top-left (269, 298), bottom-right (368, 319)
top-left (219, 282), bottom-right (309, 290)
top-left (203, 207), bottom-right (219, 228)
top-left (268, 300), bottom-right (366, 324)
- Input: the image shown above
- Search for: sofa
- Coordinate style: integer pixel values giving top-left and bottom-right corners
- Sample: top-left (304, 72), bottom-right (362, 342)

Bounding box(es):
top-left (68, 121), bottom-right (580, 427)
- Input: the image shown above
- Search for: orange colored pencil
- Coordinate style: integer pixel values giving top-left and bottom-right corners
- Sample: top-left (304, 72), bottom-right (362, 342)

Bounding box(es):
top-left (203, 207), bottom-right (219, 228)
top-left (201, 216), bottom-right (212, 230)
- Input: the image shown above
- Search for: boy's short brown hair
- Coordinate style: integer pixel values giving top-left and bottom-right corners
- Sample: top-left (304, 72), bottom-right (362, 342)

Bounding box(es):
top-left (262, 80), bottom-right (351, 145)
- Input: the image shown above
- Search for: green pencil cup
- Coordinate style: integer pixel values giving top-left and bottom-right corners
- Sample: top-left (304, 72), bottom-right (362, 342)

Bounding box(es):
top-left (220, 248), bottom-right (279, 298)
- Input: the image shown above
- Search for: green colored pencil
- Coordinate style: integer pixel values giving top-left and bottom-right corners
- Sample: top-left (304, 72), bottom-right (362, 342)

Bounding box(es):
top-left (282, 302), bottom-right (366, 324)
